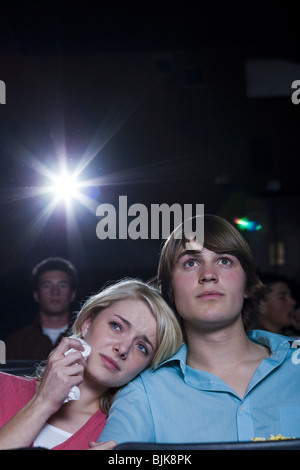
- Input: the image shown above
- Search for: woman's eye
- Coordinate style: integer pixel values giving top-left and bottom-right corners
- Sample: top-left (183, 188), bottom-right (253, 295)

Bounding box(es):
top-left (136, 342), bottom-right (148, 355)
top-left (110, 321), bottom-right (121, 331)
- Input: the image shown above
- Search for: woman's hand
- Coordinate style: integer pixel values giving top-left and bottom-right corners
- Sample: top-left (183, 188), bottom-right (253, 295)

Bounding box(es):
top-left (88, 440), bottom-right (117, 450)
top-left (34, 337), bottom-right (87, 414)
top-left (0, 337), bottom-right (87, 449)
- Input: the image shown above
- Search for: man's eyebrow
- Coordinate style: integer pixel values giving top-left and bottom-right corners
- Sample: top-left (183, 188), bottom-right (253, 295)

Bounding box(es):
top-left (114, 315), bottom-right (155, 350)
top-left (276, 289), bottom-right (290, 295)
top-left (176, 249), bottom-right (202, 262)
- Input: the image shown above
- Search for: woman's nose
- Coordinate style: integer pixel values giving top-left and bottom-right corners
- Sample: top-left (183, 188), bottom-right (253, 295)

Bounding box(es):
top-left (113, 343), bottom-right (130, 360)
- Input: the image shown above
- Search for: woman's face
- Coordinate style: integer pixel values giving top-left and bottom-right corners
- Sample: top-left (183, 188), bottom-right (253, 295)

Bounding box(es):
top-left (81, 298), bottom-right (158, 388)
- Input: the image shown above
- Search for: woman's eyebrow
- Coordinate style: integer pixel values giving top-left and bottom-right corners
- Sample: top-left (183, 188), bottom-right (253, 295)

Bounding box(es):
top-left (114, 315), bottom-right (155, 350)
top-left (114, 314), bottom-right (131, 328)
top-left (138, 334), bottom-right (155, 351)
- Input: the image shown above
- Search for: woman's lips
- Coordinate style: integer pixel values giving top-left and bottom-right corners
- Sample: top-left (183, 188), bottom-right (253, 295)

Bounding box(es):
top-left (100, 354), bottom-right (120, 371)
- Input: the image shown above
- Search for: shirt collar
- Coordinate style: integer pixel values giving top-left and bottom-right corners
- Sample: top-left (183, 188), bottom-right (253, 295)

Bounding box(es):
top-left (247, 329), bottom-right (293, 357)
top-left (158, 329), bottom-right (293, 374)
top-left (158, 343), bottom-right (188, 375)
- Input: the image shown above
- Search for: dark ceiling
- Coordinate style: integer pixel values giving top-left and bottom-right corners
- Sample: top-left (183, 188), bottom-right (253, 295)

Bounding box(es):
top-left (0, 1), bottom-right (300, 334)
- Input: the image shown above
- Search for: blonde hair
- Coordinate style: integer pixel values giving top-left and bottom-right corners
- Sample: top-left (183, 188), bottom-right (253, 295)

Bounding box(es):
top-left (72, 278), bottom-right (183, 412)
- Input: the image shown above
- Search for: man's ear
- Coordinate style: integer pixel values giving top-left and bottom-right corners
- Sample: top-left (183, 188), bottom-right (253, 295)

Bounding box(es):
top-left (33, 290), bottom-right (39, 303)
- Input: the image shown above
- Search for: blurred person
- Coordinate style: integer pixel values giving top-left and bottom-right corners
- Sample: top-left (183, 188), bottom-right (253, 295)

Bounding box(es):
top-left (6, 257), bottom-right (77, 360)
top-left (256, 272), bottom-right (296, 335)
top-left (94, 215), bottom-right (300, 447)
top-left (286, 306), bottom-right (300, 337)
top-left (0, 279), bottom-right (183, 449)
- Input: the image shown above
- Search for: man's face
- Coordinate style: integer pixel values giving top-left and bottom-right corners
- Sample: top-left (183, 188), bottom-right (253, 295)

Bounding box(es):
top-left (261, 282), bottom-right (296, 329)
top-left (33, 270), bottom-right (75, 317)
top-left (171, 242), bottom-right (248, 332)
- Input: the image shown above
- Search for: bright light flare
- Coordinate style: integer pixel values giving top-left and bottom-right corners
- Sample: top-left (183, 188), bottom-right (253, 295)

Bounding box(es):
top-left (28, 156), bottom-right (101, 218)
top-left (234, 217), bottom-right (262, 232)
top-left (51, 171), bottom-right (81, 203)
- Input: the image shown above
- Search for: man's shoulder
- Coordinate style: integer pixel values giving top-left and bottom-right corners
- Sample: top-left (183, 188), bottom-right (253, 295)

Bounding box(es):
top-left (248, 329), bottom-right (294, 348)
top-left (134, 344), bottom-right (187, 386)
top-left (6, 320), bottom-right (41, 341)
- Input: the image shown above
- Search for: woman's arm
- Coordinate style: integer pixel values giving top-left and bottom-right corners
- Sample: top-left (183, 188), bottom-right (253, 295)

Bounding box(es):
top-left (0, 337), bottom-right (86, 449)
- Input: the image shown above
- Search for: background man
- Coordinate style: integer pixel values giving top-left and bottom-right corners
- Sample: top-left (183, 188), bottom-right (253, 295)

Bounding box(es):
top-left (257, 272), bottom-right (296, 335)
top-left (6, 257), bottom-right (77, 360)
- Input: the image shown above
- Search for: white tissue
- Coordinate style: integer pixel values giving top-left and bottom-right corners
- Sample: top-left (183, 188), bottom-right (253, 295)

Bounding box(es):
top-left (63, 336), bottom-right (91, 403)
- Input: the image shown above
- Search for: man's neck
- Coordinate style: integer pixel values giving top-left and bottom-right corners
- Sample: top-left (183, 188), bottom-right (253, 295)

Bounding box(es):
top-left (185, 320), bottom-right (270, 398)
top-left (185, 319), bottom-right (257, 371)
top-left (39, 311), bottom-right (69, 329)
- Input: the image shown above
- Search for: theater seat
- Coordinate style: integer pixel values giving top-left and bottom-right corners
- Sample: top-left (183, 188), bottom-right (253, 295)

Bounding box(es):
top-left (115, 439), bottom-right (300, 450)
top-left (0, 360), bottom-right (40, 377)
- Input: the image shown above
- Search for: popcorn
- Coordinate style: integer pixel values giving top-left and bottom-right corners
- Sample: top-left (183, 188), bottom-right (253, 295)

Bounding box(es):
top-left (252, 434), bottom-right (295, 441)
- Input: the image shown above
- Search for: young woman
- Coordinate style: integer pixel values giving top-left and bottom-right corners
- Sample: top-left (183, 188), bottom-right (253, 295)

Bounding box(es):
top-left (0, 278), bottom-right (183, 450)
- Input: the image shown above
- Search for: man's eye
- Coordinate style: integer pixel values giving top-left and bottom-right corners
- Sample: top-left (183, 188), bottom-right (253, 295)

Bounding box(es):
top-left (218, 257), bottom-right (232, 266)
top-left (184, 259), bottom-right (198, 268)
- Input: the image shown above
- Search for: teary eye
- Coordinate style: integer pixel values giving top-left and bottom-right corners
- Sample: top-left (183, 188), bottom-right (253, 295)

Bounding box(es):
top-left (109, 321), bottom-right (121, 331)
top-left (136, 342), bottom-right (148, 355)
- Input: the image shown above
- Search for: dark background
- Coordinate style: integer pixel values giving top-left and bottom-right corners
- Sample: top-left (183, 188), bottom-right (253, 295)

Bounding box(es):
top-left (1, 1), bottom-right (300, 339)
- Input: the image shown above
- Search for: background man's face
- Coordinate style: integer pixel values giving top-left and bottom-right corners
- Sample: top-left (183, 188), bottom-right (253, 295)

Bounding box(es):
top-left (34, 270), bottom-right (75, 317)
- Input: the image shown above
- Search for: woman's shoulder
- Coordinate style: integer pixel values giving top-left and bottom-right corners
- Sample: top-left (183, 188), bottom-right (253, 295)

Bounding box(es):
top-left (0, 372), bottom-right (37, 426)
top-left (0, 371), bottom-right (36, 395)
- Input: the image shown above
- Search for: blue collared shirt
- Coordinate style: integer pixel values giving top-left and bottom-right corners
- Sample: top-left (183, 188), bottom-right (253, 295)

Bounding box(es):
top-left (99, 330), bottom-right (300, 444)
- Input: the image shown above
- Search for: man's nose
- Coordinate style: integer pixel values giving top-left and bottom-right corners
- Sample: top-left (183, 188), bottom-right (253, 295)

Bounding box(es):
top-left (290, 295), bottom-right (297, 308)
top-left (198, 263), bottom-right (218, 283)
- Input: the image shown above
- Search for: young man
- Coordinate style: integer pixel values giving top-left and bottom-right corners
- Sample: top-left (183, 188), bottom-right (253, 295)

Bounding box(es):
top-left (256, 272), bottom-right (296, 335)
top-left (6, 257), bottom-right (77, 360)
top-left (96, 215), bottom-right (300, 445)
